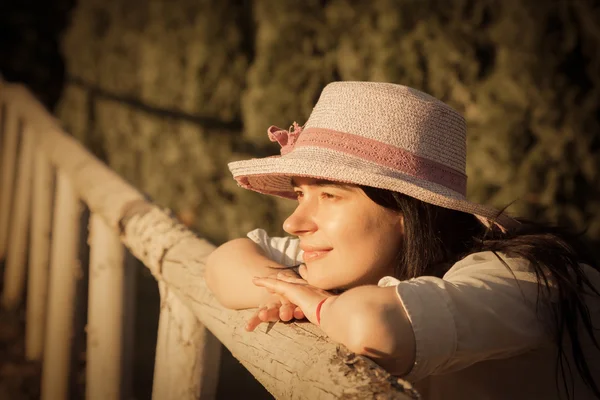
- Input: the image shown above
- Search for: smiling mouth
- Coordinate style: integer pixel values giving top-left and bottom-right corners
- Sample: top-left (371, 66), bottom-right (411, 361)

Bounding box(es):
top-left (302, 249), bottom-right (332, 262)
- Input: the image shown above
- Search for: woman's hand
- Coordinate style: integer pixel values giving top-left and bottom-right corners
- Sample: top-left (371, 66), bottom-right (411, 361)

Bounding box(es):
top-left (250, 265), bottom-right (337, 326)
top-left (245, 269), bottom-right (306, 332)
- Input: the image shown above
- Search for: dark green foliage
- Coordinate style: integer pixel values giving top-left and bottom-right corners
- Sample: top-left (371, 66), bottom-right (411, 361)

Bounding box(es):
top-left (57, 0), bottom-right (600, 247)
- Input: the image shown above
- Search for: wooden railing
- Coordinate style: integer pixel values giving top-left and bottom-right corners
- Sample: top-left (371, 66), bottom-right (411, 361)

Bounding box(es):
top-left (0, 80), bottom-right (420, 400)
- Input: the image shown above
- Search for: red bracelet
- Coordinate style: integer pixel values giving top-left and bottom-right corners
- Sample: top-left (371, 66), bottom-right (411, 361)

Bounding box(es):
top-left (315, 298), bottom-right (329, 325)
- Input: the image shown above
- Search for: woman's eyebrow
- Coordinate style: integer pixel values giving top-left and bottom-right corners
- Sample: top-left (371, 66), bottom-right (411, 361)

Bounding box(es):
top-left (290, 178), bottom-right (354, 191)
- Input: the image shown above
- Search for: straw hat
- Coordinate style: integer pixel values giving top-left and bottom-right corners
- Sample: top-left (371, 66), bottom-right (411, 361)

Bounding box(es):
top-left (228, 81), bottom-right (516, 230)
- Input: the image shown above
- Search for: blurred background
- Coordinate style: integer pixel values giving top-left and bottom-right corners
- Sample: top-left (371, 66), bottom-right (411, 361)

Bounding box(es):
top-left (1, 0), bottom-right (599, 398)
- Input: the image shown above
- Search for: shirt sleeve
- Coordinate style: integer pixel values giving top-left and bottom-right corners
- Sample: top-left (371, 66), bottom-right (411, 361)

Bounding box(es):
top-left (246, 228), bottom-right (304, 267)
top-left (378, 252), bottom-right (553, 382)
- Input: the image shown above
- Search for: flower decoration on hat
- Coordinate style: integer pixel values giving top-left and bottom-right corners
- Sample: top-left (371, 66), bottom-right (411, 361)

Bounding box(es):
top-left (267, 122), bottom-right (303, 155)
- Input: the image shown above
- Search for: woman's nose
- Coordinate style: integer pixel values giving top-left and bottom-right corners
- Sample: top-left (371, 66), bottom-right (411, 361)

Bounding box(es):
top-left (283, 202), bottom-right (317, 236)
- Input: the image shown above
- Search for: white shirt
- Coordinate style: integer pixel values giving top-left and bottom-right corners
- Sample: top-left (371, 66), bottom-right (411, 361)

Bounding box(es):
top-left (247, 229), bottom-right (600, 399)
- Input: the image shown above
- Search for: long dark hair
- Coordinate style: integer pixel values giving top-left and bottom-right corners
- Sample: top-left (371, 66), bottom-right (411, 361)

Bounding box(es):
top-left (361, 186), bottom-right (600, 399)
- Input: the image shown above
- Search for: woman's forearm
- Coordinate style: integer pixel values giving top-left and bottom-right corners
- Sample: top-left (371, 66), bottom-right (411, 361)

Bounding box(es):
top-left (319, 285), bottom-right (416, 376)
top-left (205, 238), bottom-right (287, 309)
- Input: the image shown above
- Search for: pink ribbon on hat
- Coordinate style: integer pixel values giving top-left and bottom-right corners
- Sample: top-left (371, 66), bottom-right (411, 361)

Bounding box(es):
top-left (267, 122), bottom-right (303, 155)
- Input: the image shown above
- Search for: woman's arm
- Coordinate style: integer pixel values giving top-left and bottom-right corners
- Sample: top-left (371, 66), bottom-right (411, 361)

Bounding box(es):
top-left (320, 286), bottom-right (417, 376)
top-left (252, 275), bottom-right (417, 376)
top-left (205, 238), bottom-right (289, 309)
top-left (252, 253), bottom-right (557, 381)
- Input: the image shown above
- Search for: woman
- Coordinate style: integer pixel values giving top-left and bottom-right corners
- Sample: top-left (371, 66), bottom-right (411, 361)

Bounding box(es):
top-left (205, 82), bottom-right (600, 399)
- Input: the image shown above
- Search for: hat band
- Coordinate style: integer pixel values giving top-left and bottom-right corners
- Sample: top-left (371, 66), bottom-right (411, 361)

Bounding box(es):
top-left (291, 128), bottom-right (467, 195)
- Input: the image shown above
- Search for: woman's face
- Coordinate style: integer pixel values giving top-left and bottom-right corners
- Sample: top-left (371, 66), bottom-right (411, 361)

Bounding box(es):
top-left (283, 177), bottom-right (404, 290)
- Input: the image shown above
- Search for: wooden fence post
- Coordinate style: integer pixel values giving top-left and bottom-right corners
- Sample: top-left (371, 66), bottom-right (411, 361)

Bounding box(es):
top-left (0, 103), bottom-right (19, 261)
top-left (25, 149), bottom-right (54, 360)
top-left (2, 121), bottom-right (34, 310)
top-left (86, 213), bottom-right (126, 400)
top-left (41, 171), bottom-right (81, 400)
top-left (152, 281), bottom-right (221, 400)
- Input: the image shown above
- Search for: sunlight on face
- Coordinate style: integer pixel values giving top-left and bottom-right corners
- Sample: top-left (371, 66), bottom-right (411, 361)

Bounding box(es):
top-left (283, 177), bottom-right (404, 290)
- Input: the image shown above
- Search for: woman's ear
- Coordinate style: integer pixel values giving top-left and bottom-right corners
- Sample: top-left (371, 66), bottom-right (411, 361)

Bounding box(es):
top-left (398, 213), bottom-right (405, 235)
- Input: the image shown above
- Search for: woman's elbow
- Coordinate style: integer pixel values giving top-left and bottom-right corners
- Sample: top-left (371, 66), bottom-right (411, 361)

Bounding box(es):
top-left (204, 239), bottom-right (243, 287)
top-left (346, 307), bottom-right (415, 376)
top-left (204, 246), bottom-right (234, 309)
top-left (205, 267), bottom-right (237, 310)
top-left (205, 239), bottom-right (261, 310)
top-left (346, 314), bottom-right (398, 356)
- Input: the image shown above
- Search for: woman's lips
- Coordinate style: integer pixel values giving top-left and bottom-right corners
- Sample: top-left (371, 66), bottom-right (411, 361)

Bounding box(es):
top-left (301, 248), bottom-right (332, 262)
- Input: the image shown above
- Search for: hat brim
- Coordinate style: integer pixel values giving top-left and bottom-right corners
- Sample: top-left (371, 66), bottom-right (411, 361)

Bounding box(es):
top-left (229, 146), bottom-right (516, 230)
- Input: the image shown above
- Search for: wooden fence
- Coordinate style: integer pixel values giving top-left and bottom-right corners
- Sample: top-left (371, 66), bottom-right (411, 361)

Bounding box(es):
top-left (0, 80), bottom-right (419, 399)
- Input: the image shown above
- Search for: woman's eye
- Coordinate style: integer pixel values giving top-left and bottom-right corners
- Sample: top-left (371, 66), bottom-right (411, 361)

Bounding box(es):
top-left (294, 191), bottom-right (304, 199)
top-left (321, 192), bottom-right (337, 199)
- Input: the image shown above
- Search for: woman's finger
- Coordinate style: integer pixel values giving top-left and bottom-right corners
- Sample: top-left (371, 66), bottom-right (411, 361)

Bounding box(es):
top-left (276, 270), bottom-right (307, 285)
top-left (258, 303), bottom-right (281, 322)
top-left (275, 294), bottom-right (291, 306)
top-left (252, 276), bottom-right (294, 295)
top-left (279, 303), bottom-right (295, 321)
top-left (246, 309), bottom-right (264, 332)
top-left (253, 276), bottom-right (323, 315)
top-left (247, 301), bottom-right (280, 331)
top-left (293, 306), bottom-right (305, 320)
top-left (246, 299), bottom-right (309, 332)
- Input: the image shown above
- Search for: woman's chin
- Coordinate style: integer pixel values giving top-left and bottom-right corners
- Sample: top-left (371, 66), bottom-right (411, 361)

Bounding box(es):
top-left (304, 267), bottom-right (345, 291)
